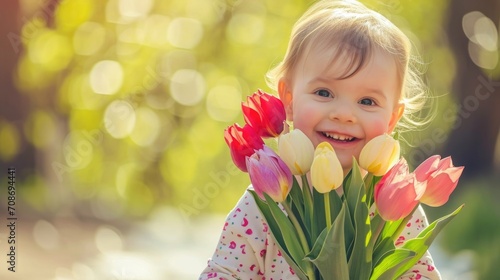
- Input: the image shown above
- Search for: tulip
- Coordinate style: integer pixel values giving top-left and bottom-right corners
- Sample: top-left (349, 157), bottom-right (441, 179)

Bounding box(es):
top-left (413, 155), bottom-right (440, 182)
top-left (359, 134), bottom-right (400, 176)
top-left (224, 123), bottom-right (264, 172)
top-left (374, 158), bottom-right (425, 221)
top-left (311, 142), bottom-right (344, 193)
top-left (242, 89), bottom-right (286, 138)
top-left (278, 129), bottom-right (315, 175)
top-left (415, 156), bottom-right (464, 207)
top-left (246, 146), bottom-right (293, 202)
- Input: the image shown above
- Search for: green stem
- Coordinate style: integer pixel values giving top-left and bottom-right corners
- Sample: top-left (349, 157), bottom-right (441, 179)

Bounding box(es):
top-left (301, 175), bottom-right (314, 226)
top-left (364, 173), bottom-right (374, 206)
top-left (392, 204), bottom-right (419, 242)
top-left (282, 201), bottom-right (316, 280)
top-left (281, 201), bottom-right (310, 252)
top-left (324, 193), bottom-right (332, 231)
top-left (364, 173), bottom-right (374, 189)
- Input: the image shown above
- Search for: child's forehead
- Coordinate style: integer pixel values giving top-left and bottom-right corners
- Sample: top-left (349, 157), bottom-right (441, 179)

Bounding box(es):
top-left (295, 40), bottom-right (371, 79)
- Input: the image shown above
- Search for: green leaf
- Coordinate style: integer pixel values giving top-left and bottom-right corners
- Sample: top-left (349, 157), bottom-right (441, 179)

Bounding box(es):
top-left (301, 175), bottom-right (315, 240)
top-left (363, 173), bottom-right (379, 207)
top-left (379, 218), bottom-right (405, 241)
top-left (328, 188), bottom-right (344, 220)
top-left (372, 236), bottom-right (396, 267)
top-left (370, 249), bottom-right (416, 280)
top-left (369, 214), bottom-right (384, 247)
top-left (263, 193), bottom-right (310, 274)
top-left (249, 190), bottom-right (286, 248)
top-left (373, 218), bottom-right (402, 265)
top-left (372, 205), bottom-right (464, 279)
top-left (310, 186), bottom-right (344, 242)
top-left (342, 169), bottom-right (353, 197)
top-left (344, 200), bottom-right (355, 259)
top-left (248, 190), bottom-right (308, 280)
top-left (392, 204), bottom-right (464, 278)
top-left (343, 159), bottom-right (361, 259)
top-left (305, 204), bottom-right (350, 280)
top-left (345, 158), bottom-right (364, 217)
top-left (288, 176), bottom-right (305, 220)
top-left (347, 160), bottom-right (372, 280)
top-left (312, 186), bottom-right (326, 241)
top-left (288, 177), bottom-right (310, 242)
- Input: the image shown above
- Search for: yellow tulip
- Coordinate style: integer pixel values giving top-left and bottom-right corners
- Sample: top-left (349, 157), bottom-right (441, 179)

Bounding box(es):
top-left (310, 142), bottom-right (343, 193)
top-left (278, 129), bottom-right (315, 175)
top-left (359, 134), bottom-right (400, 176)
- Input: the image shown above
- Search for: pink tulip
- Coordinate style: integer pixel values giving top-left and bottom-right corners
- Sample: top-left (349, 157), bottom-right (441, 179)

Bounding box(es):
top-left (413, 155), bottom-right (440, 182)
top-left (224, 124), bottom-right (264, 172)
top-left (374, 158), bottom-right (425, 221)
top-left (415, 156), bottom-right (464, 207)
top-left (246, 146), bottom-right (293, 203)
top-left (242, 90), bottom-right (286, 138)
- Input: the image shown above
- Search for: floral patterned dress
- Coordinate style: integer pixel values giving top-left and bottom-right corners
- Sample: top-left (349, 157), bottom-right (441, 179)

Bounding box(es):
top-left (200, 187), bottom-right (441, 280)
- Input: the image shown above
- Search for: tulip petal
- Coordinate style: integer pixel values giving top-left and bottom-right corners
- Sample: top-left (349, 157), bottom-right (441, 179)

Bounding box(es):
top-left (248, 158), bottom-right (280, 200)
top-left (224, 124), bottom-right (264, 172)
top-left (311, 156), bottom-right (330, 193)
top-left (437, 156), bottom-right (453, 169)
top-left (446, 166), bottom-right (464, 182)
top-left (374, 158), bottom-right (419, 221)
top-left (278, 129), bottom-right (314, 175)
top-left (378, 179), bottom-right (419, 221)
top-left (420, 166), bottom-right (464, 207)
top-left (311, 142), bottom-right (343, 193)
top-left (242, 107), bottom-right (261, 130)
top-left (261, 95), bottom-right (285, 131)
top-left (246, 146), bottom-right (293, 202)
top-left (279, 140), bottom-right (299, 174)
top-left (393, 183), bottom-right (417, 212)
top-left (359, 134), bottom-right (400, 176)
top-left (414, 155), bottom-right (440, 182)
top-left (241, 90), bottom-right (286, 138)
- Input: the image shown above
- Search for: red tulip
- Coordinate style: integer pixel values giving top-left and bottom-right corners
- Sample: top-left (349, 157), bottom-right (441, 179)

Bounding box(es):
top-left (224, 124), bottom-right (264, 172)
top-left (415, 156), bottom-right (464, 207)
top-left (246, 146), bottom-right (293, 202)
top-left (242, 90), bottom-right (286, 138)
top-left (374, 158), bottom-right (425, 221)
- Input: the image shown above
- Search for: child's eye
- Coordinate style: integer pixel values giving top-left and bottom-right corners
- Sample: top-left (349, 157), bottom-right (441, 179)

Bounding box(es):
top-left (314, 89), bottom-right (332, 98)
top-left (359, 98), bottom-right (376, 106)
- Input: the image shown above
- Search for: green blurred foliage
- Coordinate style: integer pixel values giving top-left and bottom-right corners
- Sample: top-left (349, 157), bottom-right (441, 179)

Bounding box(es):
top-left (8, 0), bottom-right (311, 219)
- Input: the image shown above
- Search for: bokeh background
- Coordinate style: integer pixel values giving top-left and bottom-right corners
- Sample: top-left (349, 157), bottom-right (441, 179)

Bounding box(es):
top-left (0, 0), bottom-right (499, 279)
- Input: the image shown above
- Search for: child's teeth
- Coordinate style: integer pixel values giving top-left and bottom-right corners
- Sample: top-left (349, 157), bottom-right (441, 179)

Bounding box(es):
top-left (324, 132), bottom-right (353, 141)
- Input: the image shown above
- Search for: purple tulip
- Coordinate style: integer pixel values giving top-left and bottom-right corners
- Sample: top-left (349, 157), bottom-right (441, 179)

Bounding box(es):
top-left (246, 146), bottom-right (293, 202)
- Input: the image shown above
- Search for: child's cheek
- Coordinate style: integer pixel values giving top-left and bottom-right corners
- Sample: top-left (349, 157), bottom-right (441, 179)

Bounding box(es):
top-left (292, 118), bottom-right (310, 136)
top-left (365, 119), bottom-right (390, 141)
top-left (292, 104), bottom-right (317, 129)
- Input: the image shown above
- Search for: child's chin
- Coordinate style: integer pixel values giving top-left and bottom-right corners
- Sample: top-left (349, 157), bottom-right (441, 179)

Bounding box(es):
top-left (339, 156), bottom-right (354, 169)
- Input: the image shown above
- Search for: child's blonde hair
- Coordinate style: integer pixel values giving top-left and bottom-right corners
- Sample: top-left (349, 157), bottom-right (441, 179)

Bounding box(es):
top-left (266, 0), bottom-right (428, 133)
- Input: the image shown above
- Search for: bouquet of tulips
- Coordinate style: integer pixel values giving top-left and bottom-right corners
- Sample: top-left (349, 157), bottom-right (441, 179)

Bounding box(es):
top-left (224, 90), bottom-right (464, 280)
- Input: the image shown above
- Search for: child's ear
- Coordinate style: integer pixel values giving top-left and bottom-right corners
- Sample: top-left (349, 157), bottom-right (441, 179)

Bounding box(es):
top-left (278, 78), bottom-right (293, 121)
top-left (388, 102), bottom-right (405, 132)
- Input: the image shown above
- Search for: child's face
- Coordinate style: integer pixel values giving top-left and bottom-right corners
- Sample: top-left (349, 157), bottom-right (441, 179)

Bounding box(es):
top-left (279, 47), bottom-right (404, 172)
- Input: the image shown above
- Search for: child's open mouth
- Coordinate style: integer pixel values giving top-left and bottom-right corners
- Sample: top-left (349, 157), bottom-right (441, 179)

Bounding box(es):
top-left (321, 132), bottom-right (357, 142)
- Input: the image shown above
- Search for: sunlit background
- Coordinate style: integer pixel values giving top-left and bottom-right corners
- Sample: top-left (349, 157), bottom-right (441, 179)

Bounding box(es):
top-left (0, 0), bottom-right (499, 279)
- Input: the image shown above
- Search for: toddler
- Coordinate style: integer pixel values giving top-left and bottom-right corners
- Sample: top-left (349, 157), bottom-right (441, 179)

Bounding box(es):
top-left (200, 0), bottom-right (441, 279)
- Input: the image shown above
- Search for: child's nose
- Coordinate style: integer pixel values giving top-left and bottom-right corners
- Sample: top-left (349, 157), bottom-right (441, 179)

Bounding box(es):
top-left (328, 102), bottom-right (357, 123)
